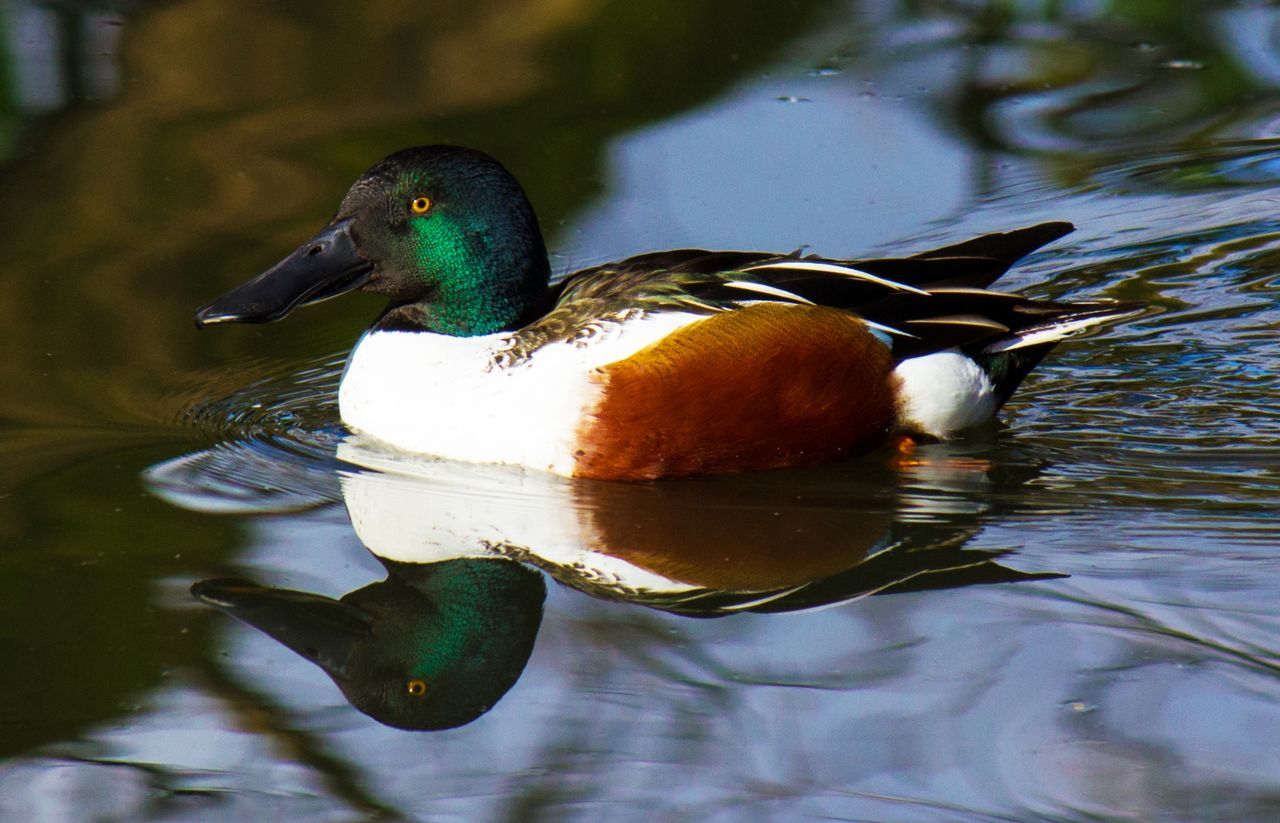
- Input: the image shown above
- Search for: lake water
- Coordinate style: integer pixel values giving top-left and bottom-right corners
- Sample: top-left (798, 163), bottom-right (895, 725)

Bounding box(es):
top-left (2, 1), bottom-right (1279, 820)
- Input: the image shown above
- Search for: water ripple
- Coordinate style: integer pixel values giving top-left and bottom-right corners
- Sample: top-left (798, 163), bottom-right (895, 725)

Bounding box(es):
top-left (150, 352), bottom-right (349, 513)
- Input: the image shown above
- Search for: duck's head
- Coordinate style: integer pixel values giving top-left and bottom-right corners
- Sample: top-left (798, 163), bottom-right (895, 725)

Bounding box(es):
top-left (191, 558), bottom-right (546, 731)
top-left (196, 146), bottom-right (550, 336)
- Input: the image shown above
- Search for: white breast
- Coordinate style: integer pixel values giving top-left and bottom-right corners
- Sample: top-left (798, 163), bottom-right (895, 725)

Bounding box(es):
top-left (339, 330), bottom-right (586, 475)
top-left (337, 313), bottom-right (706, 475)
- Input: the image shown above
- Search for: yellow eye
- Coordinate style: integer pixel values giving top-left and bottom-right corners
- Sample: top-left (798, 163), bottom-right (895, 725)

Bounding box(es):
top-left (406, 678), bottom-right (427, 698)
top-left (409, 196), bottom-right (432, 214)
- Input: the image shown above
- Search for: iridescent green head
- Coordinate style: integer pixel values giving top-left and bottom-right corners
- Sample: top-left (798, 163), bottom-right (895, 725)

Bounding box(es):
top-left (195, 146), bottom-right (551, 336)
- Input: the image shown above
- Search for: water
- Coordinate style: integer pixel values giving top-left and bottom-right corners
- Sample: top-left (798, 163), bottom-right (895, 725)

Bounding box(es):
top-left (2, 1), bottom-right (1279, 820)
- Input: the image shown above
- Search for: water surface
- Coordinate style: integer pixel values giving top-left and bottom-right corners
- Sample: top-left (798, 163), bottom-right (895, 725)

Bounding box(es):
top-left (1, 2), bottom-right (1279, 820)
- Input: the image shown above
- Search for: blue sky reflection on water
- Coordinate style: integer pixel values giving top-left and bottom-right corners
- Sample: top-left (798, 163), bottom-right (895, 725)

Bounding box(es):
top-left (563, 77), bottom-right (970, 261)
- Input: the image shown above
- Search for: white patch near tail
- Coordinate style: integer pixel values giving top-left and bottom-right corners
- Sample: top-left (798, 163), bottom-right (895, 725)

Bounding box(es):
top-left (893, 348), bottom-right (997, 438)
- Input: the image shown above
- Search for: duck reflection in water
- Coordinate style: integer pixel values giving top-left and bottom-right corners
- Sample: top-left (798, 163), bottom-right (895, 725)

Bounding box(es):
top-left (192, 558), bottom-right (544, 731)
top-left (164, 437), bottom-right (1062, 732)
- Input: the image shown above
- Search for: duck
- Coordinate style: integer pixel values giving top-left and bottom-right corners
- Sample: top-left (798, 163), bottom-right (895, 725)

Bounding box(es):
top-left (195, 145), bottom-right (1140, 481)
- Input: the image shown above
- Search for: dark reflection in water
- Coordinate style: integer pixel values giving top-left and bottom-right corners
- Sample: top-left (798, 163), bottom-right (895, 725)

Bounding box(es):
top-left (193, 558), bottom-right (546, 731)
top-left (159, 430), bottom-right (1062, 731)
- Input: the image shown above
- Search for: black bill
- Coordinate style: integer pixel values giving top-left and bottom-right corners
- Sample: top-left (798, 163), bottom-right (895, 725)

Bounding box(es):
top-left (191, 578), bottom-right (372, 679)
top-left (195, 217), bottom-right (371, 327)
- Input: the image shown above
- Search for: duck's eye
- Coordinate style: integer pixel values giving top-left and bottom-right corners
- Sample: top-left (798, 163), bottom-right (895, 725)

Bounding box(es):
top-left (406, 678), bottom-right (427, 698)
top-left (409, 196), bottom-right (432, 215)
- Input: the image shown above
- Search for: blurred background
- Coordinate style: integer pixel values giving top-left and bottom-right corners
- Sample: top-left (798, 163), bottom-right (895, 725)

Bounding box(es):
top-left (1, 1), bottom-right (1279, 820)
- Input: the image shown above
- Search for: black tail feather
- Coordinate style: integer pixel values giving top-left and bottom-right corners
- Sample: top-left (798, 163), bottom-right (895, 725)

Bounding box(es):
top-left (911, 221), bottom-right (1075, 264)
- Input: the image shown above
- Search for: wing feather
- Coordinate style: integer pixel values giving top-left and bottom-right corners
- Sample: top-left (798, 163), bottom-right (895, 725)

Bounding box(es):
top-left (522, 222), bottom-right (1136, 363)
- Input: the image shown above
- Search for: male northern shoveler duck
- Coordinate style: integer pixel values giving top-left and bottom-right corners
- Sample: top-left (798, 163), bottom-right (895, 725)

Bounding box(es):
top-left (196, 145), bottom-right (1140, 480)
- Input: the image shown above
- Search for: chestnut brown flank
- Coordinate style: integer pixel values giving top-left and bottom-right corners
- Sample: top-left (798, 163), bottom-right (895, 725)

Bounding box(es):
top-left (574, 303), bottom-right (898, 480)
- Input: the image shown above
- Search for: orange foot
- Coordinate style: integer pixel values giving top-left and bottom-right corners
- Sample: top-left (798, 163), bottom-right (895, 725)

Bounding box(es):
top-left (888, 435), bottom-right (991, 472)
top-left (888, 434), bottom-right (922, 468)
